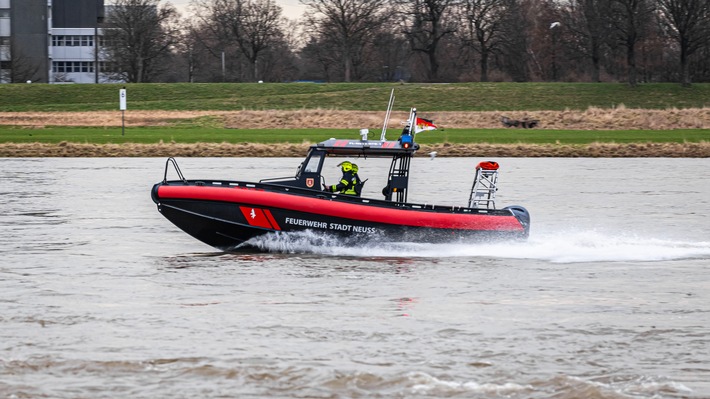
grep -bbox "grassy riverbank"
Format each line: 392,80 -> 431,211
1,82 -> 708,156
2,82 -> 710,112
2,126 -> 707,145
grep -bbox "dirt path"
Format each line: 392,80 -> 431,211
1,109 -> 708,157
2,107 -> 710,130
1,141 -> 708,157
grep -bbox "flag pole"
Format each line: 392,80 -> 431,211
407,107 -> 416,135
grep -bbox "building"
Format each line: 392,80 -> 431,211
1,0 -> 105,84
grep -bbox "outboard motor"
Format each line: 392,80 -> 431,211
468,161 -> 500,209
503,205 -> 531,238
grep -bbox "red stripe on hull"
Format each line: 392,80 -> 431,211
263,209 -> 281,230
158,185 -> 523,232
239,206 -> 273,229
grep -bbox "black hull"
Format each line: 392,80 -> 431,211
153,181 -> 530,252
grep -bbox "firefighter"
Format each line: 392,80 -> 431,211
351,163 -> 365,196
324,161 -> 359,195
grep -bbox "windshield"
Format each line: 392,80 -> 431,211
303,153 -> 322,173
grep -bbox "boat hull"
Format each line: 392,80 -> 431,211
152,181 -> 529,251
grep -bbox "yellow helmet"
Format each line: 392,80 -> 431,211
338,161 -> 352,172
351,163 -> 359,173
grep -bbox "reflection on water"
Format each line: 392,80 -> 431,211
0,158 -> 709,399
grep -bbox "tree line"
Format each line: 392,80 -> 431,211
102,0 -> 710,86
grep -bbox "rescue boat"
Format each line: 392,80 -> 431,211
151,99 -> 530,252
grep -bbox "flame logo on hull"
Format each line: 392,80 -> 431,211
239,206 -> 281,231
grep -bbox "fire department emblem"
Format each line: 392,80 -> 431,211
306,178 -> 314,188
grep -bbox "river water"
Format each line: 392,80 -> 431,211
1,157 -> 709,398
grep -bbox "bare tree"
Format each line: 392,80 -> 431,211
193,0 -> 284,81
559,0 -> 612,82
180,8 -> 236,82
8,47 -> 43,83
370,29 -> 410,81
657,0 -> 710,86
458,0 -> 509,82
299,35 -> 340,81
102,0 -> 181,82
301,0 -> 390,82
178,22 -> 201,82
395,0 -> 458,82
607,0 -> 654,86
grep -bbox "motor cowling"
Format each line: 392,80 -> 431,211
504,205 -> 530,238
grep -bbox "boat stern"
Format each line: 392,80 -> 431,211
503,205 -> 531,239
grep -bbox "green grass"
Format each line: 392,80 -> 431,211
2,82 -> 708,146
2,82 -> 710,112
3,126 -> 707,145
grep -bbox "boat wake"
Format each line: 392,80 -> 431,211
239,230 -> 710,263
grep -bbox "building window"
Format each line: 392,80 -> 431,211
0,61 -> 11,69
51,35 -> 94,47
0,9 -> 10,18
53,61 -> 95,73
0,37 -> 9,46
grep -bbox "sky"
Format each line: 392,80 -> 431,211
168,0 -> 306,19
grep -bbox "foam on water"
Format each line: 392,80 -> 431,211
407,371 -> 533,395
242,229 -> 710,263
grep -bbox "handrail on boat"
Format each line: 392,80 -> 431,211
259,175 -> 297,183
163,157 -> 187,183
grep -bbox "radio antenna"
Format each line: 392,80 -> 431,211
380,89 -> 395,141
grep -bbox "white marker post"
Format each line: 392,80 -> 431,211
119,87 -> 127,136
